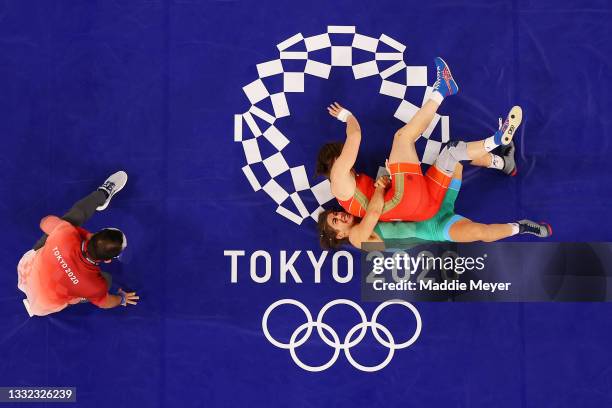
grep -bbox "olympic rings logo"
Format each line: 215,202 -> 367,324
262,299 -> 422,372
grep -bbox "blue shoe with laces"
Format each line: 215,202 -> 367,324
433,57 -> 459,98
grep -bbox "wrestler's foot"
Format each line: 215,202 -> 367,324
499,141 -> 517,176
433,57 -> 459,99
493,106 -> 522,146
518,220 -> 552,238
97,171 -> 128,211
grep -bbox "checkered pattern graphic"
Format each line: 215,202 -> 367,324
234,26 -> 451,224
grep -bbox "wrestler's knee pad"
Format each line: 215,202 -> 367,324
435,141 -> 469,173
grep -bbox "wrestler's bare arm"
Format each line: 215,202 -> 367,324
328,102 -> 361,199
349,177 -> 388,248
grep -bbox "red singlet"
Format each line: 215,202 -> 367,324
337,163 -> 453,222
337,173 -> 375,218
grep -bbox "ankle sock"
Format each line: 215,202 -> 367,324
508,223 -> 520,235
484,134 -> 500,152
429,91 -> 444,105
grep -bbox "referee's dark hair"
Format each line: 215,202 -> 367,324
88,229 -> 124,261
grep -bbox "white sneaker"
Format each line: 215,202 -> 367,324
96,171 -> 128,211
23,299 -> 34,317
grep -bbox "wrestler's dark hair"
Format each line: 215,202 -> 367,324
316,209 -> 350,250
315,142 -> 344,178
88,229 -> 124,261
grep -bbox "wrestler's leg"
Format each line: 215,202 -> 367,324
449,218 -> 552,242
435,139 -> 508,175
452,163 -> 462,180
388,58 -> 458,164
440,136 -> 511,169
388,99 -> 440,164
468,105 -> 523,158
470,153 -> 494,167
435,106 -> 523,174
441,165 -> 546,242
470,142 -> 517,176
449,219 -> 515,242
467,116 -> 508,165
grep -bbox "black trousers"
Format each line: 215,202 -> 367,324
33,190 -> 106,250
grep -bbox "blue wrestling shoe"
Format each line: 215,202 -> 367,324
433,57 -> 459,98
493,106 -> 523,145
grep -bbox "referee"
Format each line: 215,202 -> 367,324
17,171 -> 139,316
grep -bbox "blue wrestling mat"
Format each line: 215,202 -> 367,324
1,1 -> 612,406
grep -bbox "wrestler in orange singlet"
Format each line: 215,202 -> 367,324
315,57 -> 521,223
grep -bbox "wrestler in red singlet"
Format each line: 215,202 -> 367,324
330,58 -> 521,226
337,173 -> 375,218
337,164 -> 452,222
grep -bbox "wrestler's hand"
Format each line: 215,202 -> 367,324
327,102 -> 353,123
374,175 -> 391,190
118,288 -> 139,306
327,102 -> 344,118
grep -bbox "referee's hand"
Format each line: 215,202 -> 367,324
118,288 -> 139,306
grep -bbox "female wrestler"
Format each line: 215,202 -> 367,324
315,57 -> 521,223
317,164 -> 552,249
